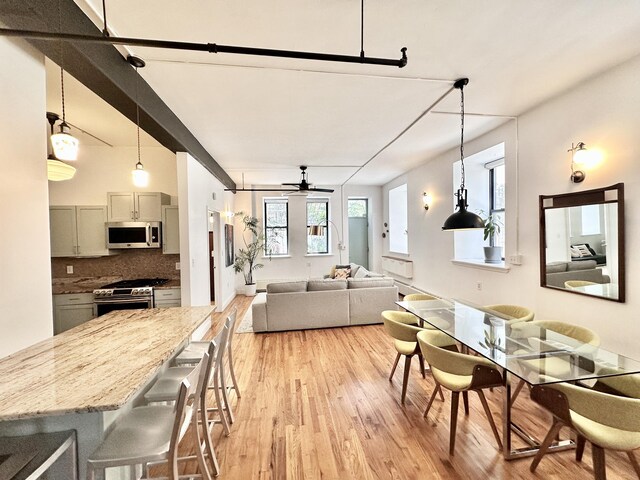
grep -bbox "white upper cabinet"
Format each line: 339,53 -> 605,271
50,206 -> 109,257
162,205 -> 180,254
107,192 -> 170,222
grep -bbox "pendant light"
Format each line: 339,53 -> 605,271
46,111 -> 76,181
442,78 -> 485,231
129,55 -> 149,188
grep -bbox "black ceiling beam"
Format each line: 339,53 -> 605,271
0,0 -> 235,190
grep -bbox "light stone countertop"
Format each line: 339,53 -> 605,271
0,306 -> 215,421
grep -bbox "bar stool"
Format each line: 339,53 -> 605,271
87,353 -> 211,480
177,310 -> 239,423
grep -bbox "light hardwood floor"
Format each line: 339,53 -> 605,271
175,295 -> 636,480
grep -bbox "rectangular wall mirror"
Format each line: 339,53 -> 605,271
539,183 -> 625,302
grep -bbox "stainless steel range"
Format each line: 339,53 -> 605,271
93,278 -> 169,316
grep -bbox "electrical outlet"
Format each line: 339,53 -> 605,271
66,265 -> 73,274
476,281 -> 482,291
508,254 -> 523,265
175,262 -> 181,270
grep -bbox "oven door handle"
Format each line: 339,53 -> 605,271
94,297 -> 152,305
146,223 -> 152,246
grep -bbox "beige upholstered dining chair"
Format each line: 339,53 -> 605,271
509,320 -> 600,407
403,293 -> 439,301
565,280 -> 598,289
483,304 -> 534,324
382,310 -> 441,404
530,376 -> 640,479
417,329 -> 503,455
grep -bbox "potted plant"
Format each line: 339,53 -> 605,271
233,213 -> 269,296
481,211 -> 503,264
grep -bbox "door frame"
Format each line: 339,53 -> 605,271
208,209 -> 223,312
347,197 -> 370,268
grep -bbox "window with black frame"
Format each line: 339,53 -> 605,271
489,163 -> 505,250
264,198 -> 288,255
307,199 -> 329,254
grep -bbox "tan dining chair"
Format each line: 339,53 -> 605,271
483,304 -> 534,324
530,378 -> 640,479
382,310 -> 442,404
509,320 -> 600,407
417,329 -> 503,455
403,293 -> 439,301
565,280 -> 598,289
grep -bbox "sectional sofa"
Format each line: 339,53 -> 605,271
251,277 -> 398,332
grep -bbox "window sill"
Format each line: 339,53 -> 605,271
305,253 -> 335,257
451,259 -> 511,273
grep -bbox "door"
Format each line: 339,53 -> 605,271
50,206 -> 77,257
76,206 -> 108,256
209,230 -> 215,302
107,192 -> 135,221
348,199 -> 369,269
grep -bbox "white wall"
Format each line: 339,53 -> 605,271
49,145 -> 178,204
177,153 -> 235,312
0,39 -> 54,358
382,54 -> 640,358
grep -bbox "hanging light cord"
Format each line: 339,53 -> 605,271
459,84 -> 465,192
135,66 -> 141,165
58,0 -> 66,124
360,0 -> 365,58
102,0 -> 109,37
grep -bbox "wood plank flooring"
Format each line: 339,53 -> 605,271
178,295 -> 636,479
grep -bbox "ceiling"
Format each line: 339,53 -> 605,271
65,0 -> 640,186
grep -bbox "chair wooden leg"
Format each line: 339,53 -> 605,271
576,434 -> 586,462
462,391 -> 469,415
449,392 -> 460,455
418,354 -> 426,379
219,359 -> 234,424
401,355 -> 412,404
627,451 -> 640,478
228,345 -> 241,398
437,383 -> 445,402
213,366 -> 231,436
191,403 -> 212,480
510,379 -> 525,407
592,445 -> 607,480
476,390 -> 502,450
389,353 -> 401,381
423,384 -> 441,419
200,397 -> 220,476
530,420 -> 564,472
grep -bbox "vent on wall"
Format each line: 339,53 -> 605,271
381,256 -> 413,279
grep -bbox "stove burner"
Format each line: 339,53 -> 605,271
100,278 -> 169,289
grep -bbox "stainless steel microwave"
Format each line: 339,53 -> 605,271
106,222 -> 161,249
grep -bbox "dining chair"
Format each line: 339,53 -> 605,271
403,293 -> 439,301
417,329 -> 504,455
87,353 -> 212,480
565,280 -> 598,289
509,320 -> 600,407
483,304 -> 534,324
530,379 -> 640,479
382,310 -> 442,404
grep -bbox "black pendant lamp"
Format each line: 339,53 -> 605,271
442,78 -> 485,231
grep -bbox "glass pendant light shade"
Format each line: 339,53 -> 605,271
47,157 -> 76,181
51,122 -> 79,161
132,161 -> 149,187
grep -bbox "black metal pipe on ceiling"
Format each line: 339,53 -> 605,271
0,28 -> 408,68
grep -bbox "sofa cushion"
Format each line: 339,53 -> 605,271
330,264 -> 352,278
349,263 -> 361,277
347,277 -> 395,289
546,262 -> 568,273
266,280 -> 308,293
307,279 -> 347,291
353,266 -> 368,278
568,260 -> 597,271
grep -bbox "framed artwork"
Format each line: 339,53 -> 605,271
225,223 -> 234,267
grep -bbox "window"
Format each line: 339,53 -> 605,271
264,198 -> 288,255
307,199 -> 329,254
489,162 -> 505,249
388,184 -> 408,254
348,199 -> 367,218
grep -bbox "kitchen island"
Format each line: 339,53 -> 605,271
0,306 -> 217,479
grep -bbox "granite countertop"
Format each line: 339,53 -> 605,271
52,276 -> 181,294
0,306 -> 215,421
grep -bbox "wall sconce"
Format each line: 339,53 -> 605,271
567,142 -> 590,183
422,192 -> 432,211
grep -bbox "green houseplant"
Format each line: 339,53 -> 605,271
233,213 -> 268,296
481,212 -> 503,264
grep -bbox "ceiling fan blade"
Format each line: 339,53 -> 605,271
281,183 -> 302,187
224,188 -> 299,192
309,187 -> 335,193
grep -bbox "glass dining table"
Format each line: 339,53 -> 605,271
396,297 -> 640,460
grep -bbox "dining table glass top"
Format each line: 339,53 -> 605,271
396,298 -> 640,386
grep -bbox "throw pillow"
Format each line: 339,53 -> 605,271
331,264 -> 351,278
353,266 -> 369,278
570,246 -> 582,258
573,244 -> 592,257
334,267 -> 351,279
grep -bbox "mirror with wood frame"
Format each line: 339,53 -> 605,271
539,183 -> 625,302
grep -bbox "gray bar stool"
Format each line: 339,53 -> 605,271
87,352 -> 212,480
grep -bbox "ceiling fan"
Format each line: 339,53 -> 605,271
226,166 -> 335,194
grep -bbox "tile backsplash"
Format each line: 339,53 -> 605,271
51,249 -> 180,280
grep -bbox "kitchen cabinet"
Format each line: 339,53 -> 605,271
50,206 -> 109,257
154,287 -> 181,308
162,205 -> 180,254
107,192 -> 170,222
53,293 -> 95,334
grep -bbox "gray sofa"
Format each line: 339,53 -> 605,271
252,278 -> 398,332
545,260 -> 610,288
